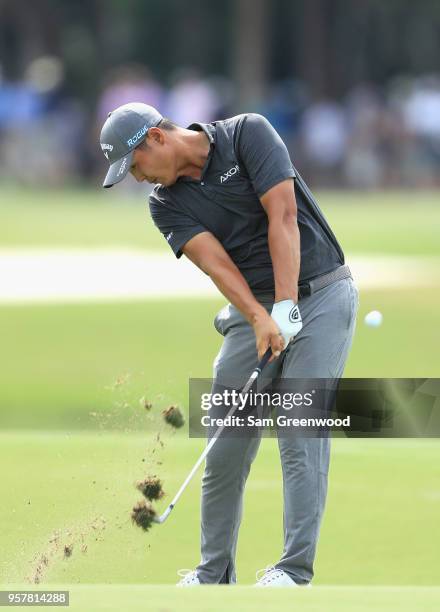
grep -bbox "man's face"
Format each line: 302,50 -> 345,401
129,128 -> 177,187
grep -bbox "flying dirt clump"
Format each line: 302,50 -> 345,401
131,500 -> 157,532
32,554 -> 49,584
136,476 -> 165,501
139,396 -> 153,411
63,544 -> 73,559
162,405 -> 185,429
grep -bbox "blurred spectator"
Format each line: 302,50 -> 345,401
204,75 -> 235,120
97,64 -> 165,124
299,100 -> 348,187
400,76 -> 440,187
260,78 -> 307,149
0,81 -> 42,128
1,58 -> 440,189
403,76 -> 440,140
165,68 -> 218,126
343,85 -> 385,189
0,56 -> 86,186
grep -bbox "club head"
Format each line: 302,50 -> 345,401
153,504 -> 173,524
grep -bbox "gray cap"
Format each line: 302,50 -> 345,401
100,102 -> 163,188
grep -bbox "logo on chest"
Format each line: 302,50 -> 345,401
220,164 -> 240,183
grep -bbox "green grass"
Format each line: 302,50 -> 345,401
1,188 -> 439,610
1,187 -> 440,255
0,187 -> 162,250
347,287 -> 440,377
2,585 -> 440,612
320,191 -> 440,256
0,433 -> 439,591
0,289 -> 439,429
0,298 -> 223,429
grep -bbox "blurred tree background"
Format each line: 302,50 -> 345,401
1,0 -> 440,187
2,0 -> 440,101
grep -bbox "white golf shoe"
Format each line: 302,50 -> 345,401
255,565 -> 311,587
176,569 -> 200,587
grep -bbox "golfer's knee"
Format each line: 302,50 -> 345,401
204,443 -> 254,480
205,446 -> 239,475
279,438 -> 330,475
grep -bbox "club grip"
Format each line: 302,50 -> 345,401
257,347 -> 272,372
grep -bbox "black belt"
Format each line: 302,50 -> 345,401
298,264 -> 352,300
256,265 -> 353,303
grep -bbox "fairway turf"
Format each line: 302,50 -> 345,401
0,433 -> 439,588
2,585 -> 440,612
2,187 -> 440,255
0,288 -> 439,429
1,188 -> 439,610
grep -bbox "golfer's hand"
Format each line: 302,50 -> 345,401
271,299 -> 302,349
252,310 -> 285,361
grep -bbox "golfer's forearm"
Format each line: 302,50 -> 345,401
268,216 -> 300,303
208,259 -> 267,325
182,231 -> 267,324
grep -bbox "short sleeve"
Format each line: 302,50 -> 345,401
237,113 -> 296,197
149,193 -> 207,258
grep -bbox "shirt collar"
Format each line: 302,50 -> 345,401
178,122 -> 216,182
187,121 -> 216,146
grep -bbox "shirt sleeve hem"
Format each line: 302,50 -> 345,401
172,227 -> 207,259
256,170 -> 296,198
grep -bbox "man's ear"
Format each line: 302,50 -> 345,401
147,127 -> 164,145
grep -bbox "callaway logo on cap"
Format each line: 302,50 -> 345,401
100,102 -> 163,188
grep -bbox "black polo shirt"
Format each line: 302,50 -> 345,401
149,113 -> 344,295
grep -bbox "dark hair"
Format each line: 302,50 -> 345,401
158,117 -> 176,130
136,117 -> 176,150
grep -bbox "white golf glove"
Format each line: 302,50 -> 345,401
271,299 -> 303,349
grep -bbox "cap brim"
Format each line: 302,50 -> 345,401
102,150 -> 134,188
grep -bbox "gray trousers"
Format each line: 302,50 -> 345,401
196,277 -> 359,584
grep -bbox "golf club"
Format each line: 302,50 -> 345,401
153,347 -> 273,524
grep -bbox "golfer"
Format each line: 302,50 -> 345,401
100,102 -> 358,586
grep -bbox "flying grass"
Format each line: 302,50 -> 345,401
162,406 -> 185,429
131,500 -> 157,532
63,544 -> 73,559
136,477 -> 165,501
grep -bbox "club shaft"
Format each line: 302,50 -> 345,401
155,348 -> 272,523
